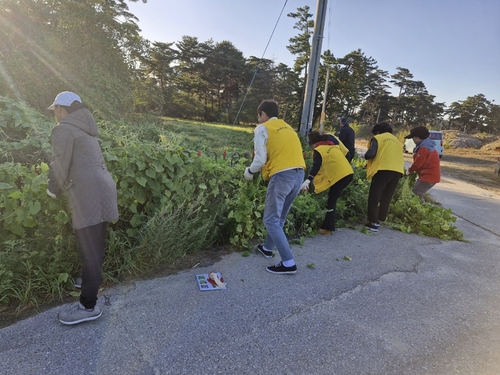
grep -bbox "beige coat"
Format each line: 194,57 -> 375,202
48,108 -> 118,230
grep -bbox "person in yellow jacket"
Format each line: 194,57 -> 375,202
243,100 -> 306,274
363,122 -> 404,232
301,131 -> 354,235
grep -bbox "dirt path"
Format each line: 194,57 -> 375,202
406,149 -> 500,196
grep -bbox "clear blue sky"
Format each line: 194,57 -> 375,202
128,0 -> 500,108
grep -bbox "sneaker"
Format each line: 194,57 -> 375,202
365,222 -> 379,232
257,244 -> 273,258
317,228 -> 332,235
58,303 -> 102,325
373,222 -> 380,228
266,261 -> 297,274
73,275 -> 82,289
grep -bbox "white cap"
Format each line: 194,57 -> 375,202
47,91 -> 82,110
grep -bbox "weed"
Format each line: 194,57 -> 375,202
134,195 -> 221,274
0,104 -> 465,315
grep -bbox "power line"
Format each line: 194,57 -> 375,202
231,0 -> 289,126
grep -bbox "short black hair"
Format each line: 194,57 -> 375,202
372,122 -> 393,135
406,126 -> 430,139
257,100 -> 279,118
308,131 -> 328,146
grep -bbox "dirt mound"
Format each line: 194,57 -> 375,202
442,130 -> 500,150
481,139 -> 500,152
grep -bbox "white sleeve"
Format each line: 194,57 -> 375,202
249,125 -> 268,173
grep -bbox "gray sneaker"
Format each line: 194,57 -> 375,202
58,303 -> 102,325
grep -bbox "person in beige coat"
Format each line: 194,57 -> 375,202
47,91 -> 118,325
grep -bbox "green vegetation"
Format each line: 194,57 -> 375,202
390,174 -> 463,240
0,97 -> 465,315
0,1 -> 473,316
1,2 -> 498,133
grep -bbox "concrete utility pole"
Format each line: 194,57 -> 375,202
319,65 -> 330,134
299,0 -> 328,137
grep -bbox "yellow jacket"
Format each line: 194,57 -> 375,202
313,145 -> 354,194
329,134 -> 349,157
261,119 -> 305,180
366,133 -> 404,180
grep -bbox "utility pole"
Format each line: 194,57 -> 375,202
319,65 -> 330,133
299,0 -> 328,137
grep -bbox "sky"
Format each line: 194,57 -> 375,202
127,0 -> 500,108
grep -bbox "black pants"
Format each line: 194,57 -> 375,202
74,222 -> 108,309
367,170 -> 402,224
321,174 -> 353,231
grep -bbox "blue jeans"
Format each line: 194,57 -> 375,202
263,168 -> 304,262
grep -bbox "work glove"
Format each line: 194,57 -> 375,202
46,188 -> 57,199
243,167 -> 254,181
301,179 -> 310,192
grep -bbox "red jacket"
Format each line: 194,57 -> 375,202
408,139 -> 441,183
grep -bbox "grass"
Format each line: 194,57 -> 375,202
161,117 -> 255,154
1,115 -> 258,327
2,116 -> 485,328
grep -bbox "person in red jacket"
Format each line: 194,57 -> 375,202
405,126 -> 441,202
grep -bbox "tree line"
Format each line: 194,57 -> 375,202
1,1 -> 499,134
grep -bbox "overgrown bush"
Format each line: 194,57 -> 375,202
134,196 -> 222,272
0,96 -> 53,165
388,174 -> 464,240
0,99 -> 464,313
0,235 -> 77,308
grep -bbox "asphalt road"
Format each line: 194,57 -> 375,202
1,174 -> 500,375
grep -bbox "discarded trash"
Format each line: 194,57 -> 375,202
209,272 -> 226,288
196,272 -> 226,291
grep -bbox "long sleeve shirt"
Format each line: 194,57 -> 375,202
339,125 -> 355,161
248,122 -> 270,174
364,137 -> 378,160
307,150 -> 323,180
